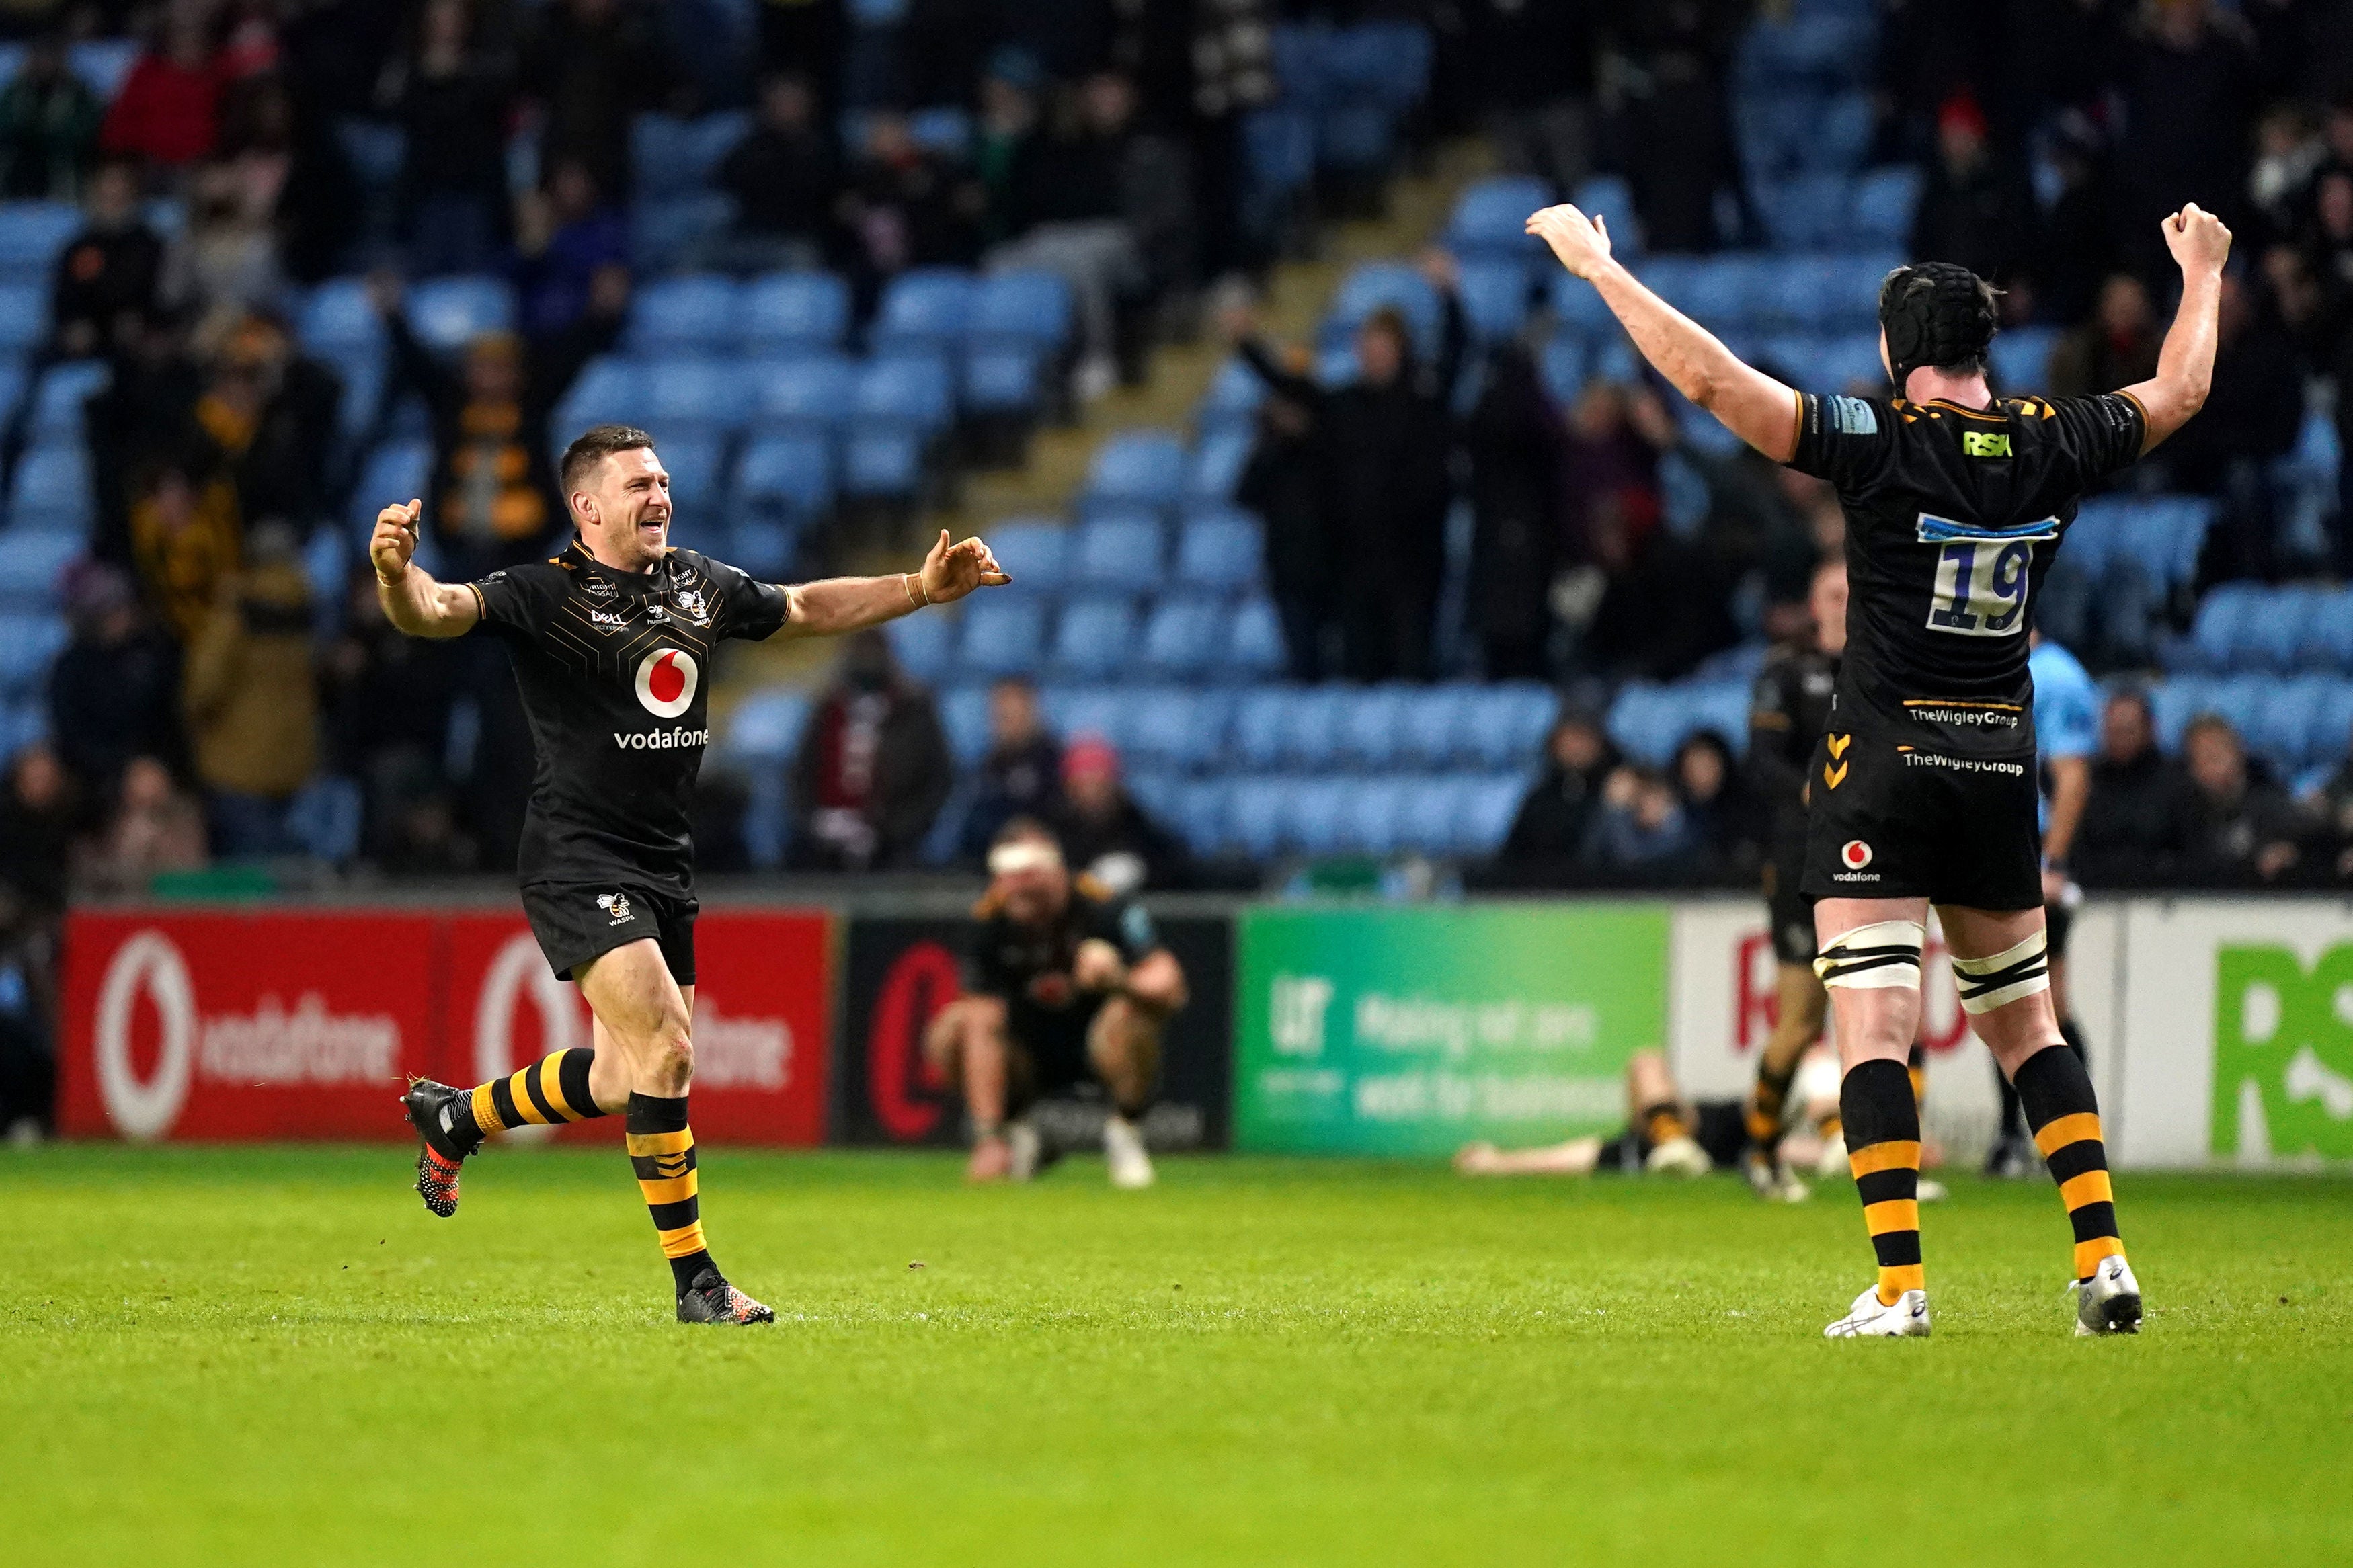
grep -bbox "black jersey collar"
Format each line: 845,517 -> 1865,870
565,538 -> 670,597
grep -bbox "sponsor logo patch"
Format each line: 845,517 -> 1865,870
587,608 -> 628,629
634,647 -> 699,718
1842,839 -> 1873,870
1827,395 -> 1878,436
596,891 -> 634,926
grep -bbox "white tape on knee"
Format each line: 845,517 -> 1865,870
1951,930 -> 2050,1014
1812,920 -> 1925,991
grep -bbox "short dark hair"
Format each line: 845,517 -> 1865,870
560,424 -> 654,494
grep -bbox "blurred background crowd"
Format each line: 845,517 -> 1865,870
1,0 -> 2352,983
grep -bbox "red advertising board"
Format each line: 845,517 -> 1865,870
59,907 -> 834,1145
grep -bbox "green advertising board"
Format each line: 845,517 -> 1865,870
2212,944 -> 2353,1162
1234,903 -> 1669,1155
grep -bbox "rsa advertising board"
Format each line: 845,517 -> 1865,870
58,907 -> 834,1145
1234,903 -> 1667,1155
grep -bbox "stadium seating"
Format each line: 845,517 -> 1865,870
1079,431 -> 1188,520
743,272 -> 851,352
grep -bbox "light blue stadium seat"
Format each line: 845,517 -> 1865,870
0,528 -> 79,608
1572,175 -> 1641,257
1453,259 -> 1531,343
2300,591 -> 2353,672
961,344 -> 1044,414
872,267 -> 974,355
721,520 -> 797,581
957,596 -> 1046,679
1226,776 -> 1291,859
1686,679 -> 1755,759
12,444 -> 89,530
1396,686 -> 1462,768
1232,688 -> 1297,771
1138,593 -> 1226,678
1396,774 -> 1460,854
1334,684 -> 1410,770
1275,686 -> 1346,770
1327,20 -> 1433,111
1466,684 -> 1556,769
908,105 -> 973,158
1851,167 -> 1923,247
734,433 -> 833,525
1678,255 -> 1767,331
744,272 -> 850,352
1048,595 -> 1140,682
2311,679 -> 2353,766
1128,686 -> 1230,770
2251,674 -> 2334,768
0,612 -> 67,694
1170,778 -> 1229,851
1539,334 -> 1587,406
2177,582 -> 2265,672
840,427 -> 924,498
970,269 -> 1072,351
1175,508 -> 1261,591
631,112 -> 750,195
1756,173 -> 1850,251
725,688 -> 812,764
1339,775 -> 1409,854
1607,682 -> 1672,767
1806,93 -> 1877,175
1989,325 -> 2059,395
407,274 -> 513,350
655,432 -> 726,515
286,775 -> 364,864
334,117 -> 405,190
1183,429 -> 1252,507
1458,772 -> 1529,855
26,359 -> 106,442
349,438 -> 432,532
301,278 -> 382,356
553,354 -> 641,433
1070,514 -> 1164,592
1226,595 -> 1289,680
1242,106 -> 1317,202
0,202 -> 81,280
647,358 -> 747,431
1082,430 -> 1188,517
1285,776 -> 1355,855
2241,585 -> 2326,672
0,279 -> 44,353
628,275 -> 742,356
1446,176 -> 1552,260
1043,684 -> 1131,751
1123,768 -> 1182,827
936,686 -> 993,764
2147,677 -> 2210,754
853,354 -> 955,431
750,352 -> 857,431
1548,270 -> 1620,341
68,39 -> 138,99
1321,261 -> 1443,358
2203,676 -> 2268,755
1197,356 -> 1266,436
984,518 -> 1068,595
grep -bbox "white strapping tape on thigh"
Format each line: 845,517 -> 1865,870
1812,919 -> 1925,991
1950,929 -> 2050,1014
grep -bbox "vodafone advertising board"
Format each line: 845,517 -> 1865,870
60,907 -> 833,1145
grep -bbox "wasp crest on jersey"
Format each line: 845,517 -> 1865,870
635,647 -> 699,718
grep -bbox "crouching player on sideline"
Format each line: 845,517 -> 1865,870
925,820 -> 1188,1187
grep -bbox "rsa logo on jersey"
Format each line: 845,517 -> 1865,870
61,907 -> 834,1145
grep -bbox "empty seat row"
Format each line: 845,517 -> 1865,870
2171,584 -> 2353,675
2067,495 -> 2215,595
893,591 -> 1287,686
930,681 -> 1558,775
1131,769 -> 1527,860
0,611 -> 68,694
1551,249 -> 1903,339
0,527 -> 81,610
2149,675 -> 2353,773
1607,680 -> 1756,768
981,511 -> 1265,596
555,352 -> 966,440
1077,429 -> 1250,516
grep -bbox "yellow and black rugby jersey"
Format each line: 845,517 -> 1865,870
1786,388 -> 2145,758
968,884 -> 1162,1012
1750,641 -> 1839,839
469,540 -> 789,894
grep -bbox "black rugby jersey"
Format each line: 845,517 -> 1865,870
1787,388 -> 2145,757
1749,643 -> 1840,851
469,540 -> 788,893
968,880 -> 1162,1014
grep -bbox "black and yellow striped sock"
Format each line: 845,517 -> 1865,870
1745,1056 -> 1798,1152
1841,1059 -> 1923,1306
1639,1101 -> 1691,1150
448,1048 -> 607,1151
626,1093 -> 715,1295
2013,1044 -> 2125,1281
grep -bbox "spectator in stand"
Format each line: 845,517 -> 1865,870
191,313 -> 342,538
378,0 -> 518,276
1670,729 -> 1758,884
2075,690 -> 2200,889
166,147 -> 290,335
972,47 -> 1051,251
513,156 -> 629,342
1611,1 -> 1741,253
100,0 -> 225,173
79,753 -> 208,895
2111,0 -> 2260,272
788,629 -> 951,871
182,522 -> 319,856
2182,711 -> 2307,886
0,33 -> 102,201
2249,104 -> 2325,243
1221,284 -> 1334,679
1465,0 -> 1597,198
835,110 -> 982,323
2030,114 -> 2114,329
2303,166 -> 2353,295
1579,393 -> 1739,682
127,456 -> 243,644
0,743 -> 74,932
1579,764 -> 1700,884
713,69 -> 837,272
959,675 -> 1062,864
373,265 -> 623,577
47,563 -> 188,808
1909,91 -> 2037,288
1049,733 -> 1188,896
2301,719 -> 2353,885
2048,273 -> 2163,399
2165,272 -> 2302,579
1494,708 -> 1619,888
520,0 -> 676,202
1462,333 -> 1562,680
0,741 -> 73,1137
47,157 -> 165,361
321,571 -> 468,872
1182,0 -> 1278,278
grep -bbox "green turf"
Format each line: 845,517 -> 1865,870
3,1145 -> 2347,1566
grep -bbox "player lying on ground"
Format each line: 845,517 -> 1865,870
924,818 -> 1187,1188
370,423 -> 1007,1325
1532,196 -> 2229,1337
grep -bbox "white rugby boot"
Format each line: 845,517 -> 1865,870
1103,1113 -> 1156,1189
1006,1118 -> 1043,1182
2072,1253 -> 2143,1337
1814,1130 -> 1849,1179
1743,1149 -> 1811,1202
1823,1284 -> 1931,1338
1644,1134 -> 1712,1177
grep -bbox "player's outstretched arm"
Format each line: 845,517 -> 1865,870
371,499 -> 481,638
2122,203 -> 2231,454
778,528 -> 1010,639
1528,204 -> 1800,462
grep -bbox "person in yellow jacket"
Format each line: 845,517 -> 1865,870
182,522 -> 318,856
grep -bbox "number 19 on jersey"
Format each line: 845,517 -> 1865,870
1918,515 -> 2059,639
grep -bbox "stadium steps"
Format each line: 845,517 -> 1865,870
705,136 -> 1500,724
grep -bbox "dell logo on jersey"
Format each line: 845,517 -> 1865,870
587,608 -> 629,629
634,647 -> 699,718
611,726 -> 711,751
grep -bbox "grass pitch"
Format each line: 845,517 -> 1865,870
3,1146 -> 2347,1567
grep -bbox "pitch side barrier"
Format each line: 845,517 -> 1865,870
51,886 -> 2353,1169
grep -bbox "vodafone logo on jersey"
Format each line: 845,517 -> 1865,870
635,647 -> 699,718
1842,840 -> 1874,870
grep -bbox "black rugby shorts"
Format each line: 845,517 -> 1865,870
520,880 -> 698,985
1800,730 -> 2042,911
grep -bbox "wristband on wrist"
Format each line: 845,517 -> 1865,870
903,571 -> 929,607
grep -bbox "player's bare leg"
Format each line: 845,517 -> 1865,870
1744,964 -> 1826,1200
573,940 -> 771,1325
926,996 -> 1027,1181
1940,904 -> 2139,1335
1453,1136 -> 1607,1175
1088,995 -> 1166,1188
